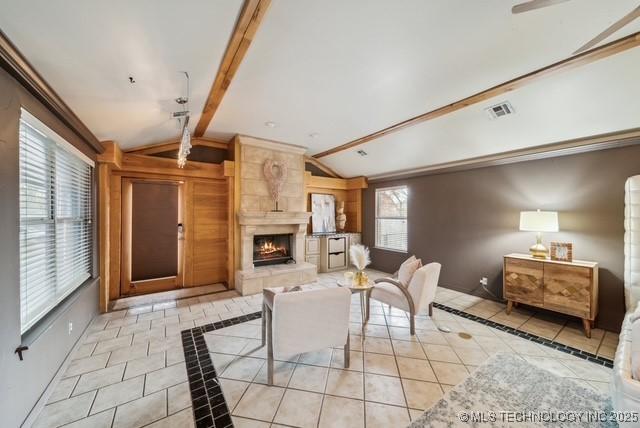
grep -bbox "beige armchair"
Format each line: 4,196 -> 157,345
262,286 -> 352,384
366,262 -> 441,335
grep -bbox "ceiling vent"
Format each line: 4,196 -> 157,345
485,101 -> 515,119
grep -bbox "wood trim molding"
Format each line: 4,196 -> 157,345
368,127 -> 640,182
238,134 -> 307,154
304,155 -> 342,178
306,174 -> 368,190
193,0 -> 271,137
0,29 -> 103,153
119,153 -> 226,180
314,31 -> 640,159
98,163 -> 110,312
124,137 -> 229,155
97,140 -> 123,169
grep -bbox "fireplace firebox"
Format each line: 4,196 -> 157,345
253,234 -> 294,266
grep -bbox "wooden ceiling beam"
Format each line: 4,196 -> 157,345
314,31 -> 640,159
193,0 -> 271,137
97,140 -> 123,169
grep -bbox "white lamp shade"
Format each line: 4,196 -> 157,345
519,210 -> 559,232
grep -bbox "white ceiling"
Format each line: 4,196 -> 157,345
0,0 -> 243,150
0,0 -> 638,175
325,47 -> 640,177
206,0 -> 640,176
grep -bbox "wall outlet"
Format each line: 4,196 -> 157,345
479,277 -> 488,286
68,321 -> 73,335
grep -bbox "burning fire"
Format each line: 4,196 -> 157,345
259,241 -> 287,256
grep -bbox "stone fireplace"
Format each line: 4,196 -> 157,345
234,137 -> 318,295
236,211 -> 317,295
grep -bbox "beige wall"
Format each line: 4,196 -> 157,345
238,136 -> 306,213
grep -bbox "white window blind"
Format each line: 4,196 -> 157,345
19,109 -> 94,334
375,186 -> 408,252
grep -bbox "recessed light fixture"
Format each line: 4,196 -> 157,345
264,121 -> 276,128
309,132 -> 319,138
357,150 -> 368,157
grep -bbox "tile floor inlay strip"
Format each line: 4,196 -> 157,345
182,311 -> 262,428
432,302 -> 614,368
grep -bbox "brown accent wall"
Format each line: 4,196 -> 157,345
363,143 -> 640,332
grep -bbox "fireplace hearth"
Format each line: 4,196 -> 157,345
253,234 -> 293,266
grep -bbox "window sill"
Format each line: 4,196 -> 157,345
20,276 -> 99,348
374,246 -> 408,254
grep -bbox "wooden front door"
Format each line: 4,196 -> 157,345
121,178 -> 184,296
183,179 -> 228,287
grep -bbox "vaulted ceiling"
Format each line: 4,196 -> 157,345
0,0 -> 244,149
1,0 -> 639,178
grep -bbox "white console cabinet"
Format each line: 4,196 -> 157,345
305,233 -> 361,273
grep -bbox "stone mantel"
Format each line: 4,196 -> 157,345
236,210 -> 317,294
238,211 -> 311,226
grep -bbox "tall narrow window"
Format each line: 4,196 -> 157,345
375,186 -> 408,252
19,109 -> 94,334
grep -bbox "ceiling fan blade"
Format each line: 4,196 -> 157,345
573,6 -> 640,54
512,0 -> 570,14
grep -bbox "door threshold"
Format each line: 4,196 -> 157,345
110,283 -> 229,311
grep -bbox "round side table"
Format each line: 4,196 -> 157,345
337,279 -> 374,334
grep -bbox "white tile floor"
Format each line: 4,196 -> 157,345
32,270 -> 613,428
434,286 -> 619,359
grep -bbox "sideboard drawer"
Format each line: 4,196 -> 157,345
504,258 -> 544,307
543,264 -> 592,318
329,252 -> 346,269
328,237 -> 346,253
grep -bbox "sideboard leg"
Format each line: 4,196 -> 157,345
506,300 -> 513,315
581,318 -> 592,338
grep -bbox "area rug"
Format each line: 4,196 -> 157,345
409,353 -> 617,428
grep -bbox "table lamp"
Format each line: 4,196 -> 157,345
519,209 -> 558,258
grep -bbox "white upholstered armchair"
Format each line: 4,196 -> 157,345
612,175 -> 640,420
366,262 -> 441,335
262,286 -> 352,384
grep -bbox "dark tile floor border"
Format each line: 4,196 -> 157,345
182,304 -> 613,427
432,302 -> 614,368
181,311 -> 262,428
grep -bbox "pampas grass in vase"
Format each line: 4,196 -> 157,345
349,244 -> 371,287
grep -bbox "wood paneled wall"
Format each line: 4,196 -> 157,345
98,142 -> 234,311
183,179 -> 229,287
304,172 -> 367,233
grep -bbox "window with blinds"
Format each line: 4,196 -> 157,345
375,185 -> 408,252
19,109 -> 94,334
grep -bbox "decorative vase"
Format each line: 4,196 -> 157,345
354,270 -> 368,287
336,201 -> 347,232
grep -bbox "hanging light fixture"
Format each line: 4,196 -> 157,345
177,115 -> 191,168
174,72 -> 191,168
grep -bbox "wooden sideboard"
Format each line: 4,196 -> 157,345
503,253 -> 598,337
